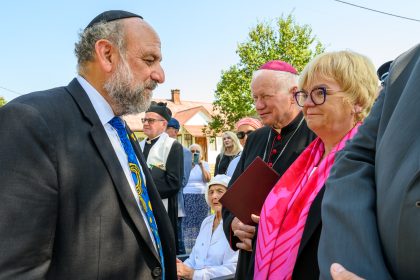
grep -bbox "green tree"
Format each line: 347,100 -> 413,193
0,96 -> 6,107
207,14 -> 324,135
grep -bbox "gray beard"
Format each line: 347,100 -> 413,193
104,60 -> 157,115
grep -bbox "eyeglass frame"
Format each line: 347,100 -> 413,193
141,118 -> 165,124
294,86 -> 337,107
236,130 -> 253,139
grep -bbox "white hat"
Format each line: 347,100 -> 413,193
205,174 -> 231,205
209,174 -> 231,188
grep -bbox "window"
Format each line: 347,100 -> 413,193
184,134 -> 192,148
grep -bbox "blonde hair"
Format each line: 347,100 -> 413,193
299,50 -> 378,122
221,131 -> 242,156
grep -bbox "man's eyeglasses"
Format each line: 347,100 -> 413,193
141,118 -> 165,124
190,150 -> 200,153
236,130 -> 253,139
294,86 -> 330,107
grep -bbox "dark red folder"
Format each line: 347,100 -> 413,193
220,156 -> 280,225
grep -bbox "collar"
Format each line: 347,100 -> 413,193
77,75 -> 115,124
272,111 -> 304,136
146,133 -> 163,144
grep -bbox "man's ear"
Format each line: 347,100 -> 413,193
289,86 -> 298,103
94,39 -> 117,73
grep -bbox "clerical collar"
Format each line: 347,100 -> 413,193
264,113 -> 305,168
271,111 -> 304,136
146,134 -> 161,145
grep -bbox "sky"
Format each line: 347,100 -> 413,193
1,0 -> 419,103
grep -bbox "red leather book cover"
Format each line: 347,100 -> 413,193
220,157 -> 280,225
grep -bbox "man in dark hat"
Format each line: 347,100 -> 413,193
166,117 -> 192,255
222,60 -> 316,280
377,60 -> 393,85
0,10 -> 177,279
140,103 -> 184,255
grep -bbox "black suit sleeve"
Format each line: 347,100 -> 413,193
151,141 -> 183,199
222,143 -> 249,251
0,102 -> 58,279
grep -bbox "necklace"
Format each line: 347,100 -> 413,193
262,116 -> 305,168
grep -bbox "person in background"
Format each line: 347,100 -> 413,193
226,117 -> 263,176
254,50 -> 378,279
318,44 -> 420,280
140,102 -> 184,254
177,175 -> 239,280
182,143 -> 211,253
0,10 -> 176,279
222,60 -> 316,280
214,131 -> 242,176
166,117 -> 192,255
377,60 -> 392,86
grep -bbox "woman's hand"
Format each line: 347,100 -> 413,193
176,259 -> 194,280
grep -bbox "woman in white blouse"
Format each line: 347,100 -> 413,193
177,174 -> 239,280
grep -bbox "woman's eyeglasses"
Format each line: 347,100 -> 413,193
190,150 -> 200,153
141,118 -> 165,124
236,130 -> 253,139
294,86 -> 334,107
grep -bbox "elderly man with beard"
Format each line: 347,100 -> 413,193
222,60 -> 316,280
0,10 -> 177,279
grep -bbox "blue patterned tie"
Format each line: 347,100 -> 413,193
109,117 -> 165,278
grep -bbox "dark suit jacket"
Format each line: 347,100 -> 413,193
0,79 -> 177,279
319,43 -> 420,280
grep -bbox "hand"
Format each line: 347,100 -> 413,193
177,260 -> 194,280
330,263 -> 365,280
232,217 -> 256,251
251,214 -> 260,224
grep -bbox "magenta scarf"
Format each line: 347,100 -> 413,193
254,123 -> 361,280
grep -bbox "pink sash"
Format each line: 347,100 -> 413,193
254,124 -> 360,279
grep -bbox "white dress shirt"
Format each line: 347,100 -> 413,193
77,76 -> 157,250
184,214 -> 238,280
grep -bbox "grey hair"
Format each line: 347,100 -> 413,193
189,143 -> 203,154
252,69 -> 299,92
74,20 -> 126,74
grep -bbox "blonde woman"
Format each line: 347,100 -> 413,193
214,131 -> 242,176
255,50 -> 378,280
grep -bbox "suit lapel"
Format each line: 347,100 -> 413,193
297,187 -> 325,257
65,79 -> 160,262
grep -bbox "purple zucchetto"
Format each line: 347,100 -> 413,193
259,60 -> 298,75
